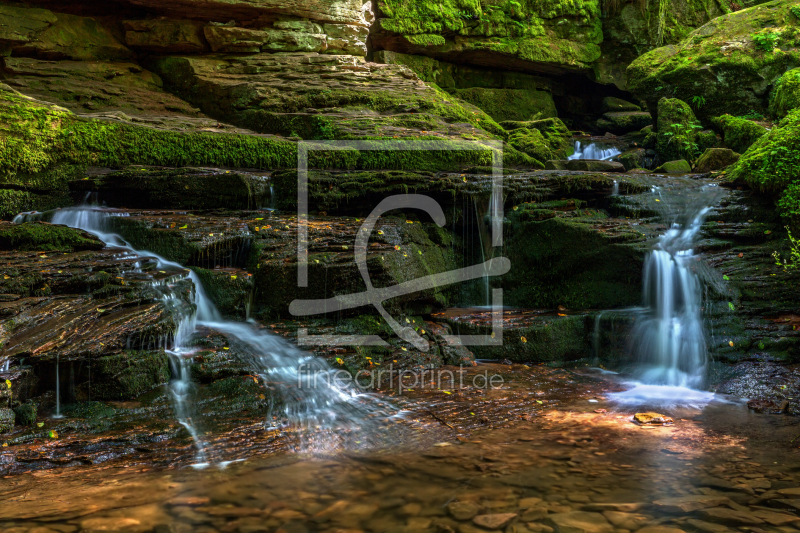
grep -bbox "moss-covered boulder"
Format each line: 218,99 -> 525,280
712,115 -> 767,153
619,148 -> 648,170
90,351 -> 171,401
654,160 -> 692,173
727,109 -> 800,217
501,118 -> 573,158
627,0 -> 800,121
693,148 -> 740,173
0,222 -> 104,252
770,68 -> 800,119
656,98 -> 703,162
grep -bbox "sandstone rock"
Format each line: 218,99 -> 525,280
692,148 -> 740,173
751,509 -> 800,526
698,507 -> 764,525
582,503 -> 643,513
0,5 -> 56,46
472,513 -> 517,529
602,97 -> 641,113
602,511 -> 648,530
123,19 -> 208,53
204,25 -> 327,53
778,488 -> 800,497
654,160 -> 692,174
546,511 -> 613,533
652,495 -> 731,513
447,502 -> 480,521
121,0 -> 374,26
637,527 -> 686,533
596,111 -> 652,135
565,160 -> 626,173
323,23 -> 368,55
685,519 -> 730,533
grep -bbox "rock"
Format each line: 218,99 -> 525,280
685,519 -> 730,533
449,88 -> 557,122
778,488 -> 800,497
203,25 -> 327,53
751,509 -> 800,526
123,19 -> 208,53
770,68 -> 800,119
654,160 -> 692,174
0,407 -> 14,432
0,222 -> 104,252
447,502 -> 481,521
637,528 -> 686,533
546,511 -> 613,533
698,507 -> 764,525
633,412 -> 674,425
602,97 -> 641,113
80,517 -> 142,530
518,497 -> 543,509
545,160 -> 569,171
596,112 -> 652,135
12,403 -> 36,426
582,504 -> 643,513
652,495 -> 731,513
472,513 -> 517,529
618,148 -> 649,171
692,148 -> 740,173
627,0 -> 800,120
655,98 -> 700,163
711,115 -> 767,154
323,23 -> 368,55
565,160 -> 626,173
602,511 -> 648,530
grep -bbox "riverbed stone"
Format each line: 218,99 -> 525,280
448,502 -> 481,521
698,507 -> 764,525
546,511 -> 613,533
473,513 -> 517,529
685,519 -> 730,533
654,160 -> 691,174
651,495 -> 731,513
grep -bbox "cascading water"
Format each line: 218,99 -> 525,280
612,183 -> 726,404
19,206 -> 394,462
53,356 -> 63,419
568,141 -> 622,161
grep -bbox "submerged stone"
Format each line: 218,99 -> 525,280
633,412 -> 674,425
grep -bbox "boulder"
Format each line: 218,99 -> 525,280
0,407 -> 14,433
770,68 -> 800,119
628,0 -> 800,121
602,97 -> 641,113
123,19 -> 208,53
656,98 -> 700,163
618,148 -> 648,170
693,148 -> 740,173
712,115 -> 767,154
596,111 -> 652,134
654,160 -> 692,174
566,160 -> 626,172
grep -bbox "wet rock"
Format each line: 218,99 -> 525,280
0,407 -> 14,432
618,149 -> 649,171
0,222 -> 103,252
685,519 -> 730,533
12,402 -> 36,426
447,502 -> 481,520
653,160 -> 692,174
545,160 -> 569,171
596,112 -> 652,135
747,399 -> 784,414
582,504 -> 643,513
750,509 -> 800,526
546,512 -> 612,533
698,507 -> 764,525
633,413 -> 674,425
602,511 -> 649,529
472,513 -> 517,529
651,495 -> 731,513
692,149 -> 740,174
565,160 -> 626,173
88,351 -> 170,401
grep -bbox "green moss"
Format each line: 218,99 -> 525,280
192,267 -> 253,318
12,403 -> 36,426
712,114 -> 767,153
654,159 -> 692,173
770,68 -> 800,119
90,350 -> 170,400
448,87 -> 557,122
405,34 -> 447,46
501,117 -> 573,158
656,98 -> 703,162
727,109 -> 800,207
0,221 -> 103,251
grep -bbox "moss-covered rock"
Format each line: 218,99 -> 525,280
90,351 -> 170,400
656,98 -> 703,162
0,222 -> 104,252
602,97 -> 641,113
770,68 -> 800,119
0,407 -> 14,433
596,111 -> 653,134
192,268 -> 254,318
12,403 -> 36,426
619,148 -> 648,170
727,109 -> 800,217
448,87 -> 557,122
693,148 -> 740,173
501,118 -> 573,158
712,114 -> 767,153
627,0 -> 800,121
654,159 -> 692,173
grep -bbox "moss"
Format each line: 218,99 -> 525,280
501,117 -> 573,158
90,350 -> 170,401
726,109 -> 800,214
192,267 -> 253,318
627,0 -> 800,121
770,68 -> 800,119
693,147 -> 740,172
712,114 -> 767,153
0,221 -> 103,251
654,159 -> 692,173
447,87 -> 557,122
656,97 -> 703,162
12,402 -> 36,426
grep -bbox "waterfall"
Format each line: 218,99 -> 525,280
53,356 -> 63,419
24,206 -> 392,462
568,141 -> 622,161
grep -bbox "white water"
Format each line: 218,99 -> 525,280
53,356 -> 63,419
18,206 -> 393,462
611,184 -> 725,406
568,141 -> 622,161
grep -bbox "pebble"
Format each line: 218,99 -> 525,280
473,513 -> 517,530
447,502 -> 481,521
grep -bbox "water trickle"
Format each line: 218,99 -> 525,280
25,206 -> 394,461
53,355 -> 63,419
568,141 -> 622,161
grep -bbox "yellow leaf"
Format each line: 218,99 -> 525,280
256,218 -> 264,221
48,430 -> 58,439
377,230 -> 384,235
5,380 -> 11,389
259,394 -> 266,400
336,357 -> 344,365
37,422 -> 44,428
179,225 -> 187,229
1,443 -> 6,447
223,347 -> 229,350
3,275 -> 8,279
442,391 -> 452,394
57,271 -> 62,274
521,336 -> 527,343
231,275 -> 237,280
209,233 -> 214,236
729,341 -> 734,347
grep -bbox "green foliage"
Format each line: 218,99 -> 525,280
753,30 -> 781,51
691,95 -> 706,110
773,226 -> 800,270
770,68 -> 800,119
791,6 -> 800,19
712,114 -> 768,153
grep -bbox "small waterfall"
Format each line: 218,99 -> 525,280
29,205 -> 393,461
53,356 -> 63,419
568,141 -> 622,161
